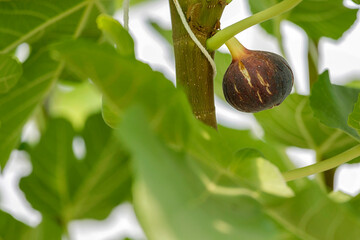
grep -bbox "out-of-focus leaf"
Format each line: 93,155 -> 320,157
310,71 -> 360,140
0,211 -> 62,240
53,36 -> 360,240
49,81 -> 102,130
0,55 -> 22,93
52,38 -> 294,237
149,21 -> 173,45
0,0 -> 116,168
0,0 -> 115,54
20,114 -> 131,228
248,0 -> 358,40
255,94 -> 358,160
0,51 -> 57,169
266,182 -> 360,240
52,40 -> 191,149
231,148 -> 294,197
117,106 -> 288,240
96,15 -> 135,127
0,210 -> 32,240
27,216 -> 63,240
218,126 -> 293,171
97,15 -> 135,57
348,95 -> 360,135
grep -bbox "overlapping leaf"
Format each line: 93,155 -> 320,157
255,94 -> 359,160
117,107 -> 290,240
0,55 -> 22,93
49,81 -> 102,129
0,210 -> 62,240
348,95 -> 360,135
52,32 -> 360,239
0,0 -> 115,54
218,126 -> 293,172
0,210 -> 33,240
20,114 -> 131,227
0,0 -> 115,168
247,0 -> 358,40
310,71 -> 360,140
0,51 -> 57,169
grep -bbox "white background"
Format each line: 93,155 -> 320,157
1,0 -> 360,239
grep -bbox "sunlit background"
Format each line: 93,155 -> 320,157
1,0 -> 360,239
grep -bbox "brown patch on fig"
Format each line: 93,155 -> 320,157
223,50 -> 293,113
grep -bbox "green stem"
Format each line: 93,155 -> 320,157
283,145 -> 360,182
225,37 -> 247,60
206,0 -> 302,51
307,38 -> 319,89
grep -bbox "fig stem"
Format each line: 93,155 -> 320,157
225,37 -> 246,60
282,145 -> 360,182
206,0 -> 302,51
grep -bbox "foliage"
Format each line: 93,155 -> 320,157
0,0 -> 360,239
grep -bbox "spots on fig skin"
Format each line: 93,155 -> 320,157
223,50 -> 293,113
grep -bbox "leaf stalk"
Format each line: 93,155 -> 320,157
206,0 -> 302,51
283,145 -> 360,182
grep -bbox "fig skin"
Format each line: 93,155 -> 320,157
223,49 -> 294,113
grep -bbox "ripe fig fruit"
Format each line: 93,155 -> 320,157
223,38 -> 294,113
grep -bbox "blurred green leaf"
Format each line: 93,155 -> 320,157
20,114 -> 131,228
310,71 -> 360,140
0,0 -> 117,169
0,211 -> 62,240
0,51 -> 58,169
247,0 -> 358,40
266,182 -> 360,240
0,55 -> 22,93
149,21 -> 173,45
27,216 -> 63,240
52,39 -> 191,149
49,81 -> 102,130
218,126 -> 294,172
255,94 -> 358,160
97,15 -> 135,57
0,0 -> 114,54
52,38 -> 294,237
117,106 -> 288,240
231,148 -> 294,197
52,36 -> 360,240
96,15 -> 135,127
0,210 -> 32,240
348,95 -> 360,134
